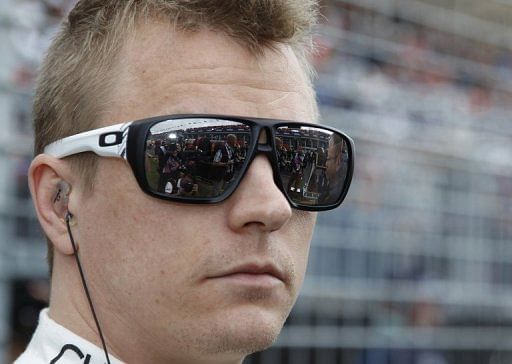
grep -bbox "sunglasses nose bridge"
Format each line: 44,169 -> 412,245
254,127 -> 275,159
250,127 -> 275,158
251,140 -> 286,200
256,143 -> 273,153
255,125 -> 272,145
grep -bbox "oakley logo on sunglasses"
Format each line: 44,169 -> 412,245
99,132 -> 123,147
98,127 -> 130,158
44,115 -> 354,211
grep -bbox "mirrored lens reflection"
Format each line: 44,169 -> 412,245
145,118 -> 250,198
275,126 -> 349,206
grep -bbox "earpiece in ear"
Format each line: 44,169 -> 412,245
54,180 -> 72,221
65,211 -> 75,225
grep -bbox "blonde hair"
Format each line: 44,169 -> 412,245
33,0 -> 319,274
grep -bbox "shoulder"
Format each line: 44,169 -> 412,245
13,308 -> 124,364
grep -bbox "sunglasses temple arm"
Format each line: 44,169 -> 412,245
43,122 -> 133,159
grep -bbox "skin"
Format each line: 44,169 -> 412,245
29,23 -> 317,364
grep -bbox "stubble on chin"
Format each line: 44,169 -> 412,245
183,284 -> 297,358
192,304 -> 292,357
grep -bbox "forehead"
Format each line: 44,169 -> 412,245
104,22 -> 317,125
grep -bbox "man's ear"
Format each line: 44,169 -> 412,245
28,154 -> 76,256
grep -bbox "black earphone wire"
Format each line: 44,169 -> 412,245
65,212 -> 112,364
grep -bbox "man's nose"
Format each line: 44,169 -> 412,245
226,154 -> 292,233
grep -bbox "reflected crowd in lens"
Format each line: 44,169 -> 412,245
145,118 -> 350,206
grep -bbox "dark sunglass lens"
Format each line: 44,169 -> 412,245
145,118 -> 251,199
275,126 -> 350,207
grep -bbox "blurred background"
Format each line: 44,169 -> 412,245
2,0 -> 512,363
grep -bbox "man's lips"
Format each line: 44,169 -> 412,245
209,263 -> 287,286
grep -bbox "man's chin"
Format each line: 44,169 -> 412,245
198,307 -> 287,356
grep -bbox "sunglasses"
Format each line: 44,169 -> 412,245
44,114 -> 354,211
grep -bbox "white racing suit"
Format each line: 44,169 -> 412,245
14,309 -> 123,364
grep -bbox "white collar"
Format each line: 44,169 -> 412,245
15,308 -> 124,364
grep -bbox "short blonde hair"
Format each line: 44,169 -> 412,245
34,0 -> 319,274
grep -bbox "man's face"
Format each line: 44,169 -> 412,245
72,23 -> 317,362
